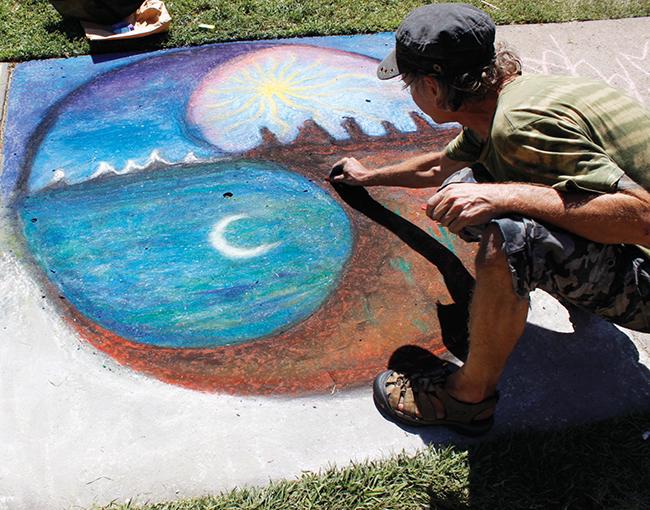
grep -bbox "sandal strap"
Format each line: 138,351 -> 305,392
435,388 -> 499,422
409,369 -> 498,423
409,368 -> 448,421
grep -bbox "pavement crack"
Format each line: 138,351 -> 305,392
85,476 -> 113,486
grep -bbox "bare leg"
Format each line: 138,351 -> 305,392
446,224 -> 529,404
392,224 -> 529,420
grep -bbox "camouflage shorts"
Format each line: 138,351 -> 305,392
489,216 -> 650,332
442,168 -> 650,333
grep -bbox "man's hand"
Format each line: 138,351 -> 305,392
426,180 -> 650,246
426,183 -> 507,234
328,157 -> 376,186
327,152 -> 466,188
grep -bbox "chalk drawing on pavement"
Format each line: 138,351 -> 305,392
4,38 -> 470,394
523,35 -> 649,105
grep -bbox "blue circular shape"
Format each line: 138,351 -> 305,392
20,161 -> 353,348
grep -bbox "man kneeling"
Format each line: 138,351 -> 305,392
330,3 -> 650,435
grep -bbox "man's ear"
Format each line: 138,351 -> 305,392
422,75 -> 437,88
422,75 -> 440,96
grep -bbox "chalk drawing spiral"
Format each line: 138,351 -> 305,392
6,38 -> 468,394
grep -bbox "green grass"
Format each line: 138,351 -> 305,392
1,0 -> 650,61
97,413 -> 650,510
3,2 -> 650,509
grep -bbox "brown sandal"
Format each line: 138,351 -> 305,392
373,366 -> 498,436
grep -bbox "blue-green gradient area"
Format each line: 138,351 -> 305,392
19,161 -> 353,348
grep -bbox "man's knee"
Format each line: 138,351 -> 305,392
475,224 -> 509,274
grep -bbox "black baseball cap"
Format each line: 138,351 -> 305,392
377,3 -> 496,80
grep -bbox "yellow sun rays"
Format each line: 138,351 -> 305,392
197,54 -> 380,138
188,44 -> 418,152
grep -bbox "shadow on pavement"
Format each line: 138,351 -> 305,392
330,182 -> 650,443
397,308 -> 650,508
330,181 -> 475,307
391,306 -> 650,445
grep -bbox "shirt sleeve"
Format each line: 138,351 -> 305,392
443,127 -> 483,162
494,115 -> 624,193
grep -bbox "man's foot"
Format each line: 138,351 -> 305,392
373,367 -> 498,436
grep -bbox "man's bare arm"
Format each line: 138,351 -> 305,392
328,152 -> 467,188
427,176 -> 650,246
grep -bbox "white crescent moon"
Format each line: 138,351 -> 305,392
209,214 -> 280,259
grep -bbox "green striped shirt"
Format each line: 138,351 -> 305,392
444,74 -> 650,254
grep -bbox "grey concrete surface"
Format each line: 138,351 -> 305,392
0,64 -> 8,107
500,17 -> 650,106
0,63 -> 9,172
1,17 -> 650,510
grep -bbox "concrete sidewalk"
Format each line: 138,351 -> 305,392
1,17 -> 650,510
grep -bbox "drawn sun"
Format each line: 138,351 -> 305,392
187,45 -> 418,152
